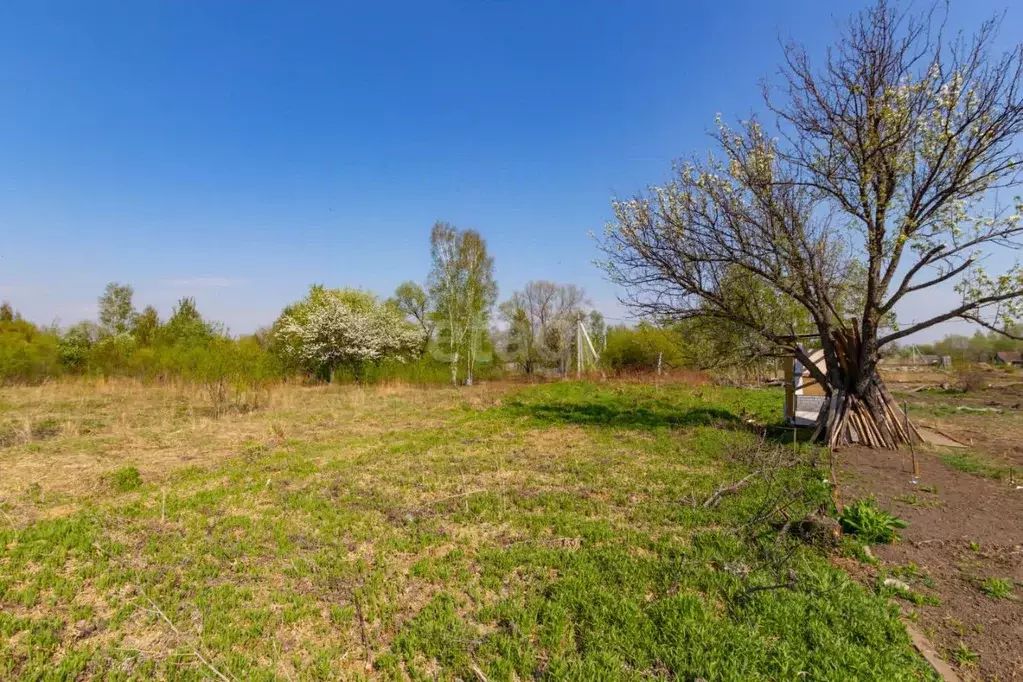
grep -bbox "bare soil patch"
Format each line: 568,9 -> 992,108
838,444 -> 1023,680
892,384 -> 1023,472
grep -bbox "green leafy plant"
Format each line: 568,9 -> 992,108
979,577 -> 1015,600
839,499 -> 907,544
110,466 -> 142,492
951,641 -> 979,667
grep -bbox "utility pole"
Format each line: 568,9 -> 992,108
577,320 -> 600,376
577,321 -> 583,376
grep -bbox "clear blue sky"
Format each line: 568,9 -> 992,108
2,1 -> 1019,340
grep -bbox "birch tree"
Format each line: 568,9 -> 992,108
98,282 -> 136,336
427,222 -> 498,385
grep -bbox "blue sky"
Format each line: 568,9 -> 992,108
1,1 -> 1020,341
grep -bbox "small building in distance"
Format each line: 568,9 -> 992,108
880,350 -> 951,370
995,350 -> 1023,366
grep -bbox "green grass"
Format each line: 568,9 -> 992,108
938,451 -> 1009,480
108,465 -> 143,492
0,381 -> 937,680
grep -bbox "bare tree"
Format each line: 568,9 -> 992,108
599,1 -> 1023,448
499,281 -> 589,375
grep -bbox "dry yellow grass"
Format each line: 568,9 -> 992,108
0,378 -> 506,511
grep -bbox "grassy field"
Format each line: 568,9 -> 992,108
0,380 -> 935,680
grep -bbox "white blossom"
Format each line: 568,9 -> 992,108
276,293 -> 424,376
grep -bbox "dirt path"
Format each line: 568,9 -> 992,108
839,445 -> 1023,680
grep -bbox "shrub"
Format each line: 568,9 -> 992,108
88,333 -> 137,377
839,499 -> 907,544
58,322 -> 100,371
0,295 -> 287,391
273,286 -> 424,382
0,320 -> 62,384
601,323 -> 688,373
956,366 -> 987,392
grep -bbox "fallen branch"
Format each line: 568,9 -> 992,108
410,489 -> 486,514
703,473 -> 758,508
469,662 -> 490,682
742,579 -> 796,598
86,520 -> 236,682
140,589 -> 234,682
354,591 -> 371,665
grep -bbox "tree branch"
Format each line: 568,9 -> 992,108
879,289 -> 1023,346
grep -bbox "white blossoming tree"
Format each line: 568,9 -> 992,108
599,1 -> 1023,449
274,286 -> 424,382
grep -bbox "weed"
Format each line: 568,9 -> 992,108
31,417 -> 62,440
893,492 -> 941,508
23,482 -> 43,504
879,575 -> 941,607
943,616 -> 966,636
956,368 -> 986,393
268,419 -> 286,442
839,499 -> 908,544
978,578 -> 1015,600
890,562 -> 936,589
839,536 -> 878,564
0,421 -> 20,448
950,641 -> 979,667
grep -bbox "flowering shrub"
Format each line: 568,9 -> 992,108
275,287 -> 425,381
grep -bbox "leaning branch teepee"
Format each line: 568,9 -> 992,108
811,325 -> 922,450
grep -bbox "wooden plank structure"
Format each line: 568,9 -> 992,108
784,348 -> 826,425
807,325 -> 923,449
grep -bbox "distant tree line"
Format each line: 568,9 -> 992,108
2,217 -> 865,389
889,325 -> 1023,364
0,221 -> 596,387
0,283 -> 279,406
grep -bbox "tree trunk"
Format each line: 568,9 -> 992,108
450,352 -> 460,386
813,325 -> 922,450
